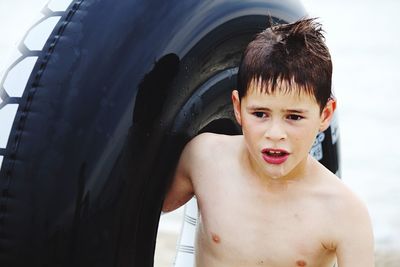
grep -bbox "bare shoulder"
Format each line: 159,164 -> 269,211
184,133 -> 242,185
313,163 -> 370,219
324,170 -> 368,217
185,132 -> 241,159
332,182 -> 374,265
313,162 -> 373,254
187,132 -> 239,147
333,178 -> 372,230
163,133 -> 241,213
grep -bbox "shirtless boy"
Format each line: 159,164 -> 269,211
162,18 -> 374,267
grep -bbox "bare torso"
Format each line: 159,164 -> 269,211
190,134 -> 339,267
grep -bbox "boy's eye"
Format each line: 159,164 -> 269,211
287,114 -> 304,121
253,112 -> 267,118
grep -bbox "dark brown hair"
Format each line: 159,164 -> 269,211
237,18 -> 332,110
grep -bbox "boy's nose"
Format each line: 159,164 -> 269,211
264,120 -> 287,141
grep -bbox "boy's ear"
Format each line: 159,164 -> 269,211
319,98 -> 337,132
231,90 -> 242,126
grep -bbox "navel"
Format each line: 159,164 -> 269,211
211,233 -> 221,244
296,260 -> 307,266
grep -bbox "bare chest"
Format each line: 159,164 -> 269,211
194,182 -> 335,267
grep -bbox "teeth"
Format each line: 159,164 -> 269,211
269,151 -> 282,155
266,150 -> 286,156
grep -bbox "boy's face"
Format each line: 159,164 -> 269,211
232,82 -> 335,180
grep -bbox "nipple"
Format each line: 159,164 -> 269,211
296,260 -> 307,266
211,233 -> 221,244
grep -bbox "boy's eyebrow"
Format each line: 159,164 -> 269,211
285,108 -> 309,114
246,106 -> 309,113
246,106 -> 271,111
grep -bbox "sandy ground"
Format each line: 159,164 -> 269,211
154,230 -> 400,267
374,249 -> 400,267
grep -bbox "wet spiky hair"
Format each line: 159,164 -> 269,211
237,18 -> 332,110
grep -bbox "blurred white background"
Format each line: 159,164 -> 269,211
1,0 -> 399,266
0,0 -> 48,76
302,0 -> 400,252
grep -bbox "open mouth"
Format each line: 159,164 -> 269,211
261,148 -> 290,164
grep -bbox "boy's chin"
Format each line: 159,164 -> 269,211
263,167 -> 290,180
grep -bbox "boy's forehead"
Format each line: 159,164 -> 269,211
246,76 -> 316,100
244,90 -> 317,107
242,89 -> 321,113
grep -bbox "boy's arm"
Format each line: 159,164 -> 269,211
335,194 -> 375,267
162,139 -> 196,213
